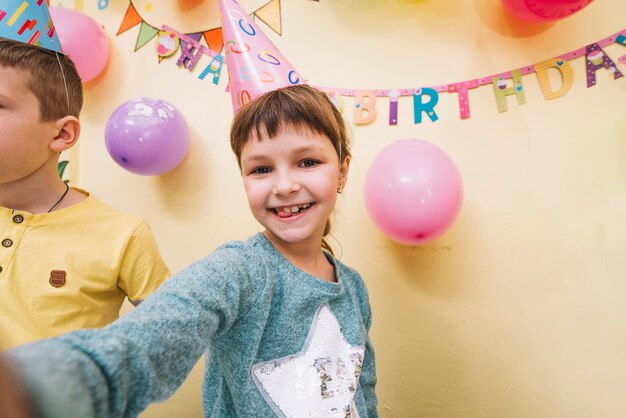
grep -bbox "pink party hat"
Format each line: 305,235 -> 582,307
219,0 -> 302,112
0,0 -> 62,52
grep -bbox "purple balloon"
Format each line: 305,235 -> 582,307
105,98 -> 189,175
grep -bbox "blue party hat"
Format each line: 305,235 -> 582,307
0,0 -> 62,52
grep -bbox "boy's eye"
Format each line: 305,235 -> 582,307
299,159 -> 319,168
250,166 -> 271,175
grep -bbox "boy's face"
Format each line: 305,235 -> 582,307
240,127 -> 349,250
0,65 -> 58,186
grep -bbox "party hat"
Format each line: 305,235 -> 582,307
219,0 -> 302,112
0,0 -> 62,52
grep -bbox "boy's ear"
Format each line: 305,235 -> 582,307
49,116 -> 81,153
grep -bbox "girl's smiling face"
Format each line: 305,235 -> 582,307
240,126 -> 349,253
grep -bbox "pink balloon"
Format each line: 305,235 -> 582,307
49,7 -> 109,82
364,139 -> 463,245
501,0 -> 593,22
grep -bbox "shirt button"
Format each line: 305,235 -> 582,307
0,266 -> 3,273
12,214 -> 24,223
2,239 -> 13,247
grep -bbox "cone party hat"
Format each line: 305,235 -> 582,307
0,0 -> 62,52
219,0 -> 302,113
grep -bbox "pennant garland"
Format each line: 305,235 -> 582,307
115,0 -> 625,127
116,0 -> 283,84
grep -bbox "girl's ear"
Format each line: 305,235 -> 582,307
338,156 -> 351,190
49,116 -> 81,153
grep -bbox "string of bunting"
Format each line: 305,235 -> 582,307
123,11 -> 626,126
116,0 -> 282,57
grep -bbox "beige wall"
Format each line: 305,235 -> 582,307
70,0 -> 626,416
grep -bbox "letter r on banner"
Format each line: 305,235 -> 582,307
413,88 -> 439,124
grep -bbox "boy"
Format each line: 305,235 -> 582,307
0,36 -> 170,349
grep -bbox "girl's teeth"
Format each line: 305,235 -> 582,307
277,205 -> 308,214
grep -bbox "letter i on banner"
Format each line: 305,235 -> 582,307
492,70 -> 526,113
353,90 -> 377,125
535,58 -> 573,100
413,88 -> 439,124
584,43 -> 623,87
388,89 -> 400,125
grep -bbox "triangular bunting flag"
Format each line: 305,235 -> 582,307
134,22 -> 158,51
117,3 -> 143,36
203,28 -> 224,54
254,0 -> 282,36
180,32 -> 203,56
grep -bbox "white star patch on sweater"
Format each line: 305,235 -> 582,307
251,304 -> 365,418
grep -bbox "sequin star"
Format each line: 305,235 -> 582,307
252,304 -> 365,417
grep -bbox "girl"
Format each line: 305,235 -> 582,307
8,85 -> 378,418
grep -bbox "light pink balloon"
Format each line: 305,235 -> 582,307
364,139 -> 463,245
49,7 -> 109,83
501,0 -> 593,23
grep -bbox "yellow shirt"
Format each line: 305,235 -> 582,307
0,190 -> 170,349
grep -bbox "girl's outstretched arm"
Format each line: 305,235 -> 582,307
360,307 -> 379,417
7,248 -> 255,418
0,353 -> 33,418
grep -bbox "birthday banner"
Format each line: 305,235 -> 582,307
316,29 -> 626,126
121,12 -> 626,126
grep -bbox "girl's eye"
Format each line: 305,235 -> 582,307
250,166 -> 271,175
299,159 -> 319,168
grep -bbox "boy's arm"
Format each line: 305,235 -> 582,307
7,248 -> 255,418
118,221 -> 170,305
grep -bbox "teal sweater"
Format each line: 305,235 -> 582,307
9,233 -> 378,417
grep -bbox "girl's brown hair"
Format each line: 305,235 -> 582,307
230,84 -> 351,255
